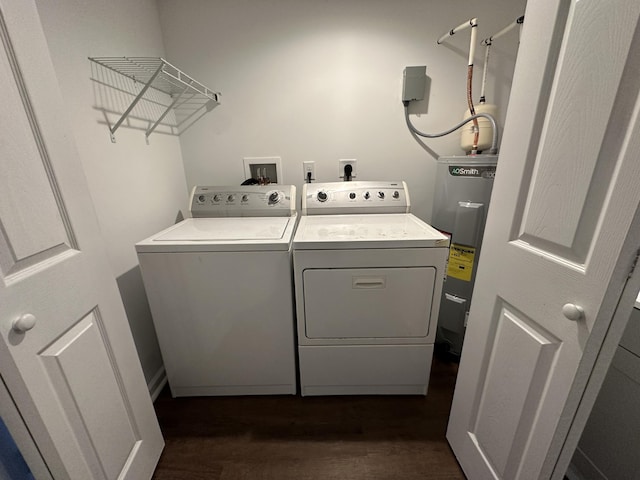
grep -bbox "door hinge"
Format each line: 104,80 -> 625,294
629,248 -> 640,278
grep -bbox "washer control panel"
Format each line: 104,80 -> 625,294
190,185 -> 296,217
302,181 -> 410,215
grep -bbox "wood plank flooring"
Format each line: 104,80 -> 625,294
152,352 -> 464,479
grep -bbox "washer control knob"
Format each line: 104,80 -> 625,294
12,313 -> 37,333
317,191 -> 328,202
393,191 -> 400,199
197,194 -> 206,204
349,192 -> 356,200
268,192 -> 281,204
378,191 -> 385,199
364,191 -> 370,200
227,194 -> 235,202
212,194 -> 221,202
242,194 -> 249,202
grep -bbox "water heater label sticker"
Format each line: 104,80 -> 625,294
449,166 -> 496,178
447,244 -> 475,281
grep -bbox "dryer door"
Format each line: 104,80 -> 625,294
302,267 -> 436,339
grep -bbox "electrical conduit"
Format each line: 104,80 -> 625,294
403,105 -> 498,154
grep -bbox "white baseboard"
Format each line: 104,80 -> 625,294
147,366 -> 167,402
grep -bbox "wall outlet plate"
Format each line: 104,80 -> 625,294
339,159 -> 357,179
303,161 -> 315,181
243,156 -> 282,184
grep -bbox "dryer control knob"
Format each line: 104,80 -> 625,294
213,194 -> 221,202
378,191 -> 385,199
242,194 -> 249,202
268,192 -> 281,204
227,194 -> 236,202
364,191 -> 370,200
317,191 -> 328,202
349,192 -> 356,200
393,191 -> 400,199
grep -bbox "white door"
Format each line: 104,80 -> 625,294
447,0 -> 640,479
0,0 -> 164,479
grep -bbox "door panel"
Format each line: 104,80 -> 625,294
0,23 -> 75,277
447,0 -> 640,478
40,310 -> 139,480
519,0 -> 639,255
472,304 -> 560,479
0,0 -> 163,478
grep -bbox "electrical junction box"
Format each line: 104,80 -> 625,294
402,66 -> 426,102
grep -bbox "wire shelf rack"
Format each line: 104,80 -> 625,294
88,56 -> 221,142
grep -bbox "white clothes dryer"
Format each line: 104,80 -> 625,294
136,185 -> 298,397
293,181 -> 449,396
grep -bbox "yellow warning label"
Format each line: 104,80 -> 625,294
447,244 -> 476,282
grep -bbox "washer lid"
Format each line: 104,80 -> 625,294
293,214 -> 450,250
136,216 -> 296,252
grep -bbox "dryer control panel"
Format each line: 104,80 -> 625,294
190,185 -> 296,217
302,181 -> 410,215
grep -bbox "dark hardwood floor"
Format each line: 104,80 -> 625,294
152,352 -> 465,479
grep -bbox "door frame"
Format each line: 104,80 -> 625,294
548,202 -> 640,478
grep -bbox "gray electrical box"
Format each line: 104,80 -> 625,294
402,66 -> 426,102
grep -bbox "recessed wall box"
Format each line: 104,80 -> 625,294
402,66 -> 427,102
243,156 -> 282,184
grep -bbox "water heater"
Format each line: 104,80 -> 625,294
432,155 -> 497,355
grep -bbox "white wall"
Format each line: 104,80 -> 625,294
157,0 -> 525,222
34,0 -> 188,387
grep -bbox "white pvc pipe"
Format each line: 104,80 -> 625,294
437,17 -> 478,45
481,15 -> 525,46
468,20 -> 478,66
480,44 -> 491,101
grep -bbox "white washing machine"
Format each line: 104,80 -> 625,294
293,181 -> 450,396
136,185 -> 298,397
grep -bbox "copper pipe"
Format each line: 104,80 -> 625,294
467,65 -> 479,150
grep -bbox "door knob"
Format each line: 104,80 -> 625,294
12,313 -> 37,332
562,303 -> 584,321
